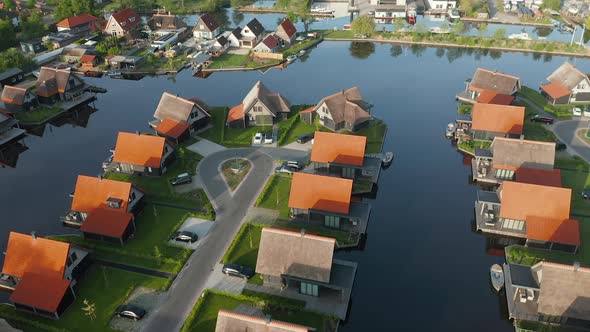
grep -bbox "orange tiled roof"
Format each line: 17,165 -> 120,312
300,106 -> 315,114
9,272 -> 71,312
227,104 -> 244,123
71,175 -> 132,213
56,13 -> 98,28
499,181 -> 571,222
471,103 -> 525,135
541,82 -> 572,100
2,232 -> 70,279
526,217 -> 579,246
515,168 -> 562,187
311,131 -> 366,166
80,54 -> 96,63
288,173 -> 352,214
155,118 -> 190,139
476,90 -> 515,105
113,132 -> 167,168
80,207 -> 133,238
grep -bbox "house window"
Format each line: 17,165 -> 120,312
200,24 -> 204,29
190,112 -> 196,119
578,83 -> 586,89
129,17 -> 135,22
244,29 -> 250,33
495,169 -> 515,180
130,191 -> 136,202
500,218 -> 525,231
254,106 -> 262,112
70,252 -> 78,262
300,282 -> 319,296
323,107 -> 328,114
324,215 -> 340,229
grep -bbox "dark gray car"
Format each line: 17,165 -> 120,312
222,263 -> 254,279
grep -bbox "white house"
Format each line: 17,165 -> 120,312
541,61 -> 590,104
253,35 -> 279,53
374,5 -> 407,19
427,0 -> 456,10
227,27 -> 242,47
239,18 -> 265,49
193,13 -> 220,40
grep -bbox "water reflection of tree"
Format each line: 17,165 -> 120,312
211,9 -> 230,30
232,11 -> 244,26
489,50 -> 501,59
534,27 -> 552,38
349,42 -> 375,59
410,45 -> 425,57
446,47 -> 464,63
390,45 -> 403,58
435,47 -> 445,58
543,54 -> 552,62
532,53 -> 542,61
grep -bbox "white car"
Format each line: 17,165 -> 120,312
253,133 -> 263,144
573,107 -> 582,116
584,109 -> 590,117
264,133 -> 273,144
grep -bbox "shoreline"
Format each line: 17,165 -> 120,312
459,17 -> 555,28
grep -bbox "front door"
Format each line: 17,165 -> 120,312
324,215 -> 340,229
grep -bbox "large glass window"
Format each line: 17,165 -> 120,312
300,282 -> 319,296
495,168 -> 515,180
500,218 -> 525,231
325,215 -> 340,229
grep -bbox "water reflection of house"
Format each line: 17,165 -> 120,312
49,105 -> 97,128
541,61 -> 590,105
504,261 -> 590,329
254,227 -> 357,320
150,92 -> 211,142
215,308 -> 315,332
112,132 -> 175,176
0,141 -> 28,168
227,81 -> 290,128
0,111 -> 26,149
457,68 -> 521,104
456,103 -> 525,142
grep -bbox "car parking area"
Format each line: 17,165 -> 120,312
109,287 -> 164,332
203,263 -> 247,295
168,217 -> 215,249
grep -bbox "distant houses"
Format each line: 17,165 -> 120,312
227,81 -> 290,128
150,92 -> 211,142
193,13 -> 221,40
304,87 -> 372,132
104,8 -> 141,37
458,68 -> 521,104
35,67 -> 88,104
1,86 -> 37,112
56,14 -> 100,34
253,35 -> 279,53
238,19 -> 265,49
112,132 -> 175,176
0,68 -> 25,89
274,18 -> 297,46
146,13 -> 187,33
541,61 -> 590,105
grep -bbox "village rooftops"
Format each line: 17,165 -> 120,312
315,87 -> 372,127
288,173 -> 353,214
147,13 -> 186,30
196,13 -> 220,32
71,175 -> 133,213
491,137 -> 556,171
541,81 -> 572,100
245,18 -> 265,37
499,181 -> 571,222
471,103 -> 525,135
526,217 -> 579,246
0,68 -> 23,81
261,35 -> 279,49
244,81 -> 290,115
515,168 -> 562,187
469,68 -> 521,95
80,207 -> 134,239
310,131 -> 367,166
35,67 -> 83,97
215,309 -> 313,332
9,272 -> 71,313
476,90 -> 515,105
256,228 -> 335,283
56,13 -> 99,29
1,86 -> 28,105
154,92 -> 210,123
276,18 -> 297,39
110,8 -> 141,32
547,61 -> 587,90
113,132 -> 167,168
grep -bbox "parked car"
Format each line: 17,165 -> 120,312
530,114 -> 554,124
584,108 -> 590,117
573,107 -> 582,116
555,141 -> 567,151
296,133 -> 314,144
264,132 -> 273,144
171,172 -> 192,186
582,189 -> 590,200
253,132 -> 263,144
222,263 -> 254,279
170,231 -> 198,243
275,165 -> 298,174
283,161 -> 302,169
115,305 -> 146,321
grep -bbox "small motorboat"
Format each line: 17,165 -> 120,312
286,54 -> 297,63
298,49 -> 307,56
490,264 -> 505,292
382,152 -> 393,167
508,32 -> 531,40
445,123 -> 456,138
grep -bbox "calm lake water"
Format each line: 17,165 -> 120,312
3,42 -> 590,330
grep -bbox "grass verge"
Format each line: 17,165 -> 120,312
207,53 -> 249,69
518,86 -> 573,120
221,159 -> 252,191
255,174 -> 292,219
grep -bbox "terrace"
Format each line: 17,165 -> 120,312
474,190 -> 526,238
504,263 -> 542,322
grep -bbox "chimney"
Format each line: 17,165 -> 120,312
574,261 -> 581,272
31,231 -> 37,240
135,130 -> 140,135
300,228 -> 306,237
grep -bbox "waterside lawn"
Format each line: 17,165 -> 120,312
557,157 -> 590,215
199,107 -> 269,147
14,106 -> 63,124
0,266 -> 167,332
207,53 -> 249,69
518,86 -> 573,119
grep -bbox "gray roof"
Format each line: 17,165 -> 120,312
315,87 -> 371,125
477,190 -> 499,204
216,35 -> 228,47
470,68 -> 520,95
535,262 -> 590,320
255,228 -> 335,283
154,92 -> 209,123
0,68 -> 23,81
246,18 -> 265,36
243,81 -> 290,115
509,264 -> 538,288
231,27 -> 242,39
147,14 -> 186,30
194,13 -> 219,32
491,137 -> 555,170
547,61 -> 588,90
474,148 -> 492,158
215,308 -> 313,332
456,114 -> 472,122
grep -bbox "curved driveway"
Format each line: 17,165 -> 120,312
144,148 -> 274,332
553,119 -> 590,162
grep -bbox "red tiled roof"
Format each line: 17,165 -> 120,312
541,81 -> 572,100
155,118 -> 190,139
227,104 -> 244,123
476,90 -> 515,105
300,106 -> 315,114
526,218 -> 579,246
57,13 -> 99,28
110,8 -> 140,32
80,207 -> 133,238
311,131 -> 366,166
80,54 -> 96,63
71,175 -> 132,213
277,18 -> 297,38
499,181 -> 571,222
261,35 -> 279,49
471,103 -> 525,135
113,132 -> 167,168
288,173 -> 352,214
515,168 -> 562,187
9,272 -> 71,312
2,232 -> 69,279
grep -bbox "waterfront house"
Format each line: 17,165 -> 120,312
20,39 -> 46,54
458,68 -> 521,103
288,173 -> 371,233
239,18 -> 265,48
310,131 -> 381,184
0,232 -> 89,319
255,227 -> 357,319
44,32 -> 79,49
80,54 -> 98,68
504,261 -> 590,329
475,181 -> 578,252
104,8 -> 141,37
253,34 -> 279,53
56,13 -> 99,34
1,86 -> 37,112
209,35 -> 230,56
306,87 -> 372,132
193,13 -> 220,40
112,132 -> 175,176
227,81 -> 290,128
541,61 -> 590,104
106,55 -> 143,70
0,112 -> 26,148
475,90 -> 515,105
0,68 -> 24,89
150,92 -> 211,142
274,18 -> 297,46
35,67 -> 87,104
61,47 -> 88,64
374,4 -> 407,21
457,103 -> 524,142
215,308 -> 315,332
426,0 -> 456,10
146,13 -> 186,33
472,137 -> 558,186
65,175 -> 144,244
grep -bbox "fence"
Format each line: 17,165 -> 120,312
252,51 -> 284,60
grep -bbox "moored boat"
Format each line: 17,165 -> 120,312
382,152 -> 393,167
445,123 -> 456,138
490,264 -> 504,292
286,55 -> 297,63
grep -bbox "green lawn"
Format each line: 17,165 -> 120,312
457,140 -> 491,154
278,116 -> 318,146
221,223 -> 263,268
224,125 -> 269,147
0,266 -> 167,332
273,221 -> 359,246
457,104 -> 473,115
256,174 -> 292,219
352,180 -> 373,194
282,37 -> 323,57
14,106 -> 63,124
221,159 -> 252,191
207,53 -> 249,69
518,100 -> 558,142
577,129 -> 590,145
181,290 -> 336,332
518,86 -> 573,120
557,157 -> 590,215
199,107 -> 227,144
353,120 -> 388,153
52,204 -> 193,273
325,30 -> 354,38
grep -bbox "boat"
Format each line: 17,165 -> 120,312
508,32 -> 531,40
445,123 -> 456,138
107,70 -> 123,78
298,49 -> 307,56
490,264 -> 505,292
84,71 -> 103,78
382,152 -> 393,167
286,55 -> 297,63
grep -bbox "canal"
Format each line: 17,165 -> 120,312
2,42 -> 590,330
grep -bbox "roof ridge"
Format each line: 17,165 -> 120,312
506,180 -> 571,192
263,227 -> 337,243
218,309 -> 309,332
542,261 -> 590,273
162,92 -> 194,105
477,68 -> 519,80
493,136 -> 556,146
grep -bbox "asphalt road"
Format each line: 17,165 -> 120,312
553,119 -> 590,162
143,148 -> 274,332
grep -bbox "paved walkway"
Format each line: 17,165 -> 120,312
281,140 -> 313,152
203,263 -> 247,295
553,119 -> 590,162
167,217 -> 215,250
93,259 -> 176,278
186,139 -> 226,157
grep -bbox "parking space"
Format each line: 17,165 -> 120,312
186,139 -> 226,157
167,217 -> 215,250
203,263 -> 247,295
109,287 -> 165,332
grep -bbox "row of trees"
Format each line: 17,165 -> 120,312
0,12 -> 47,51
53,0 -> 98,21
0,48 -> 35,72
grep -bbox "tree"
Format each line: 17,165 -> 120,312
20,12 -> 47,40
414,22 -> 428,34
450,20 -> 464,35
232,10 -> 244,26
3,0 -> 14,11
54,0 -> 98,21
349,41 -> 375,59
410,44 -> 426,57
26,0 -> 36,9
393,18 -> 405,32
0,48 -> 35,71
477,23 -> 488,37
542,0 -> 560,10
435,47 -> 445,58
0,20 -> 16,51
351,15 -> 376,36
493,28 -> 506,40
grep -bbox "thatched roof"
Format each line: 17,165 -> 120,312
470,68 -> 520,95
491,137 -> 555,171
215,309 -> 313,332
242,81 -> 290,115
153,92 -> 209,123
547,61 -> 588,90
314,87 -> 371,126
